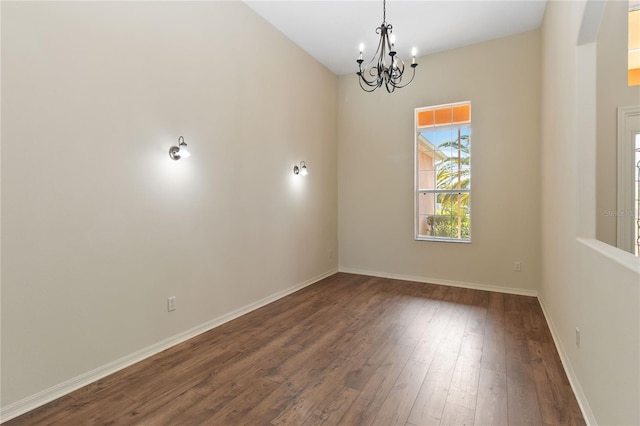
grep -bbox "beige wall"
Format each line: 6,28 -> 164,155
1,1 -> 337,411
338,30 -> 541,292
541,1 -> 640,424
596,0 -> 640,246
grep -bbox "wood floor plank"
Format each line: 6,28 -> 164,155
241,313 -> 399,424
527,340 -> 585,426
3,274 -> 586,426
459,331 -> 484,365
445,356 -> 481,411
474,367 -> 508,425
337,343 -> 415,426
481,291 -> 507,374
264,335 -> 390,425
437,292 -> 473,356
1,396 -> 77,426
371,358 -> 432,425
521,297 -> 548,343
269,305 -> 405,425
504,295 -> 536,387
396,297 -> 439,347
305,385 -> 360,425
266,282 -> 415,426
127,372 -> 232,424
507,378 -> 544,426
44,393 -> 137,426
205,376 -> 281,425
406,350 -> 458,426
440,401 -> 476,426
481,315 -> 506,374
410,297 -> 455,364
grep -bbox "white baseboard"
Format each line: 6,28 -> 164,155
338,267 -> 539,297
0,268 -> 338,423
537,295 -> 596,426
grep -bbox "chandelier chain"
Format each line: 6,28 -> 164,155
383,0 -> 386,24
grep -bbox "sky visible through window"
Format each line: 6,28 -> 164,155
420,128 -> 471,160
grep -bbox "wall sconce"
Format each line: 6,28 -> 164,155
293,161 -> 308,176
169,136 -> 191,160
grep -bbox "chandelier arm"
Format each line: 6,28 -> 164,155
358,23 -> 388,88
389,58 -> 406,83
388,65 -> 417,89
361,25 -> 387,71
384,24 -> 393,53
359,74 -> 381,88
377,56 -> 387,85
362,74 -> 383,89
357,63 -> 381,87
376,24 -> 391,85
357,62 -> 382,90
359,77 -> 382,92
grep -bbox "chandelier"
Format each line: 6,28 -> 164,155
356,0 -> 418,93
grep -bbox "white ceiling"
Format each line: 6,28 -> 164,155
244,0 -> 547,75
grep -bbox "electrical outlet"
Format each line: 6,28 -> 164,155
575,327 -> 581,348
167,296 -> 176,312
514,261 -> 522,272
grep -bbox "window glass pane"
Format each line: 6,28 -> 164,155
418,192 -> 437,236
417,134 -> 437,191
435,108 -> 452,125
417,110 -> 435,127
434,193 -> 470,239
426,128 -> 470,192
418,169 -> 436,190
452,104 -> 471,123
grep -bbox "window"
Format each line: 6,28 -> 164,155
616,105 -> 640,256
635,133 -> 640,255
629,2 -> 640,86
415,102 -> 471,242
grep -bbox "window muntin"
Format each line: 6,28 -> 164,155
415,102 -> 471,242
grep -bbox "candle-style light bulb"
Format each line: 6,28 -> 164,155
390,34 -> 396,50
411,47 -> 417,64
358,43 -> 364,61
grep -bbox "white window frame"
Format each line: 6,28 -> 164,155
414,102 -> 471,243
616,105 -> 640,254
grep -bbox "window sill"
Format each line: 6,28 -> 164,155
415,237 -> 471,244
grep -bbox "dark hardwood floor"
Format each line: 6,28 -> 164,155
4,273 -> 585,425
